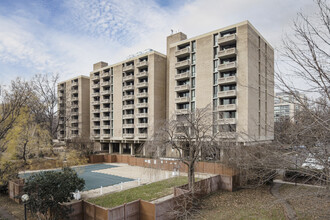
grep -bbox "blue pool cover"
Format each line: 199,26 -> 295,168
19,164 -> 134,191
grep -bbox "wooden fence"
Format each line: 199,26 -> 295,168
8,179 -> 24,204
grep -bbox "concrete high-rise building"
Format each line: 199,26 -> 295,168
57,20 -> 274,153
58,76 -> 90,141
167,21 -> 274,143
274,92 -> 306,122
90,51 -> 166,154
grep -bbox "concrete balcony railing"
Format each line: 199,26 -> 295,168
136,103 -> 148,108
71,111 -> 79,116
136,60 -> 148,68
101,90 -> 110,95
218,76 -> 237,85
123,95 -> 134,100
101,108 -> 111,112
101,98 -> 111,104
217,104 -> 236,111
123,114 -> 134,119
71,103 -> 79,108
123,75 -> 134,81
123,85 -> 135,91
218,132 -> 237,139
175,60 -> 190,69
218,34 -> 237,45
123,133 -> 134,139
101,71 -> 110,77
218,61 -> 237,72
136,113 -> 148,118
102,116 -> 111,121
136,92 -> 148,98
91,100 -> 100,105
100,81 -> 111,86
137,123 -> 148,128
59,120 -> 65,125
175,72 -> 190,80
218,118 -> 236,124
136,71 -> 148,78
58,92 -> 65,97
175,47 -> 190,57
218,90 -> 237,98
102,134 -> 111,138
175,96 -> 190,103
218,48 -> 237,59
91,75 -> 100,80
175,84 -> 190,92
93,134 -> 100,139
176,109 -> 189,115
92,125 -> 100,129
71,119 -> 79,123
92,117 -> 100,121
123,64 -> 134,72
71,96 -> 79,101
137,133 -> 148,139
91,92 -> 100,97
71,81 -> 78,86
136,82 -> 148,88
101,125 -> 111,129
123,124 -> 134,128
91,83 -> 100,89
123,104 -> 134,110
91,109 -> 100,113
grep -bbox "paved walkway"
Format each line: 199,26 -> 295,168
271,183 -> 297,220
0,207 -> 17,220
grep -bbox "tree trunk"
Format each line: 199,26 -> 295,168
188,164 -> 195,193
22,141 -> 28,165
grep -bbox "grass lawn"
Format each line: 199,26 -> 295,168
279,184 -> 330,219
194,185 -> 285,220
88,176 -> 189,208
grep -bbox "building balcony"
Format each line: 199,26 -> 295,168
59,120 -> 65,125
123,85 -> 135,91
176,109 -> 189,114
93,134 -> 100,140
101,107 -> 111,112
101,90 -> 110,95
123,75 -> 134,81
218,90 -> 237,98
218,118 -> 236,124
123,104 -> 134,110
175,72 -> 190,80
71,96 -> 79,101
136,60 -> 148,68
101,81 -> 111,86
71,81 -> 78,86
123,95 -> 134,100
136,92 -> 148,98
136,82 -> 148,88
136,71 -> 148,78
91,109 -> 100,113
123,64 -> 134,72
218,34 -> 237,45
92,93 -> 100,97
175,96 -> 190,103
91,75 -> 100,80
92,117 -> 100,121
92,125 -> 100,129
102,134 -> 111,139
101,71 -> 110,77
217,104 -> 236,111
175,84 -> 190,92
136,103 -> 148,108
123,124 -> 134,128
175,47 -> 190,57
101,98 -> 111,104
71,118 -> 79,123
137,123 -> 148,128
136,113 -> 148,118
218,76 -> 237,85
218,48 -> 237,59
123,133 -> 134,139
102,116 -> 111,121
175,60 -> 190,69
218,132 -> 237,139
218,61 -> 237,72
91,100 -> 100,105
123,114 -> 134,119
91,83 -> 100,89
101,125 -> 111,129
137,133 -> 148,139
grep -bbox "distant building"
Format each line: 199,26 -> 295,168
274,92 -> 306,122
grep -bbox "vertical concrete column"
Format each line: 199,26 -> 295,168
130,144 -> 135,156
119,143 -> 123,154
143,145 -> 146,156
109,143 -> 113,154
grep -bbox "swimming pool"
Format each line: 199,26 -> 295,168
20,164 -> 135,191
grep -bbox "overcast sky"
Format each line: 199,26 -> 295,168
0,0 -> 317,84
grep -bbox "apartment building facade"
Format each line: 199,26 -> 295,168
89,51 -> 166,154
58,76 -> 90,141
274,92 -> 305,121
167,21 -> 274,144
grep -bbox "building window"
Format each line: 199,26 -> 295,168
191,41 -> 196,52
213,86 -> 218,98
191,102 -> 195,111
191,65 -> 196,76
191,90 -> 195,101
191,78 -> 195,88
191,53 -> 196,64
213,34 -> 219,46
